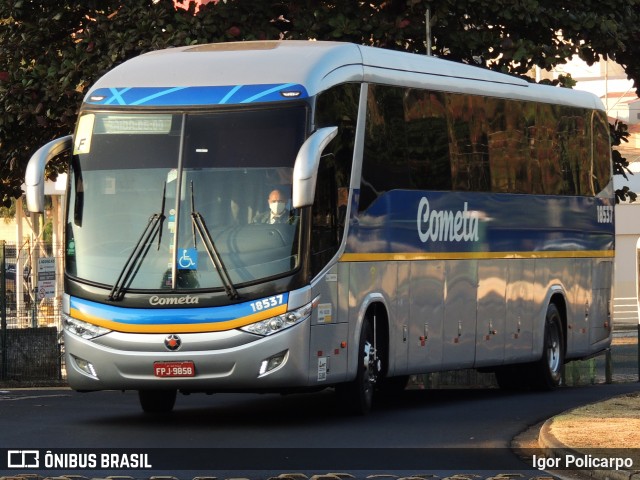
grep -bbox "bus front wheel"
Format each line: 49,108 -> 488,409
336,321 -> 380,415
138,389 -> 177,413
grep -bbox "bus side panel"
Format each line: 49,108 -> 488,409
475,260 -> 507,367
533,258 -> 586,359
532,258 -> 561,360
386,261 -> 407,375
504,259 -> 535,363
566,258 -> 592,358
396,261 -> 411,375
590,259 -> 613,347
344,261 -> 404,380
441,260 -> 477,370
309,263 -> 349,385
407,260 -> 444,373
309,323 -> 349,384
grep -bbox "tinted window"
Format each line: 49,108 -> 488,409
310,83 -> 359,276
359,85 -> 610,205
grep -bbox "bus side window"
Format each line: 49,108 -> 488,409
311,161 -> 339,276
359,85 -> 411,213
311,83 -> 358,277
360,86 -> 455,214
592,111 -> 611,194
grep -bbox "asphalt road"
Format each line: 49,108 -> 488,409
1,382 -> 639,479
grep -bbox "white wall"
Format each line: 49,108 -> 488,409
614,203 -> 640,324
613,164 -> 640,326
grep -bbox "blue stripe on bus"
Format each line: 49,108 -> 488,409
69,293 -> 289,326
345,190 -> 614,256
84,84 -> 308,106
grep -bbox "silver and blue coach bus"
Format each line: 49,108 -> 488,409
25,41 -> 614,414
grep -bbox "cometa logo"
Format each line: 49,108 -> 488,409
417,198 -> 480,243
149,295 -> 200,306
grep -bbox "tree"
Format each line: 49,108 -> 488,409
611,120 -> 637,203
1,0 -> 639,205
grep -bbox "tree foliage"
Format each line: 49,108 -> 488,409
1,0 -> 639,205
611,120 -> 637,203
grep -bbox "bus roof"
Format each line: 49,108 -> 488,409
84,40 -> 604,110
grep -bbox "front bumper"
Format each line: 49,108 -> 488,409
64,320 -> 312,392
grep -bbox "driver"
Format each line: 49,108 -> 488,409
253,188 -> 295,224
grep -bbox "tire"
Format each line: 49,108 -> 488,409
529,303 -> 564,390
336,321 -> 380,415
138,389 -> 177,413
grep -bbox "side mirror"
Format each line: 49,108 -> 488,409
24,136 -> 72,213
292,127 -> 338,209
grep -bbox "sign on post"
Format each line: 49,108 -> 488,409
37,257 -> 56,300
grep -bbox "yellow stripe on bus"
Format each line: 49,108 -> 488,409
339,250 -> 614,262
70,304 -> 288,334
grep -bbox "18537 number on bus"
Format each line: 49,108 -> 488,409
249,295 -> 285,312
597,205 -> 613,224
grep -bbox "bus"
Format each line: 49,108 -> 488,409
25,41 -> 614,414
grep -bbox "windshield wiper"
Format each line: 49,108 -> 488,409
190,182 -> 239,300
108,183 -> 167,301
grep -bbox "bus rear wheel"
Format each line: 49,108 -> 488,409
138,389 -> 177,413
529,303 -> 564,390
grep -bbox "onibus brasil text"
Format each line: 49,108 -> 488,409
8,450 -> 152,469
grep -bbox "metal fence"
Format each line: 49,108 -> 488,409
0,240 -> 64,383
1,240 -> 64,330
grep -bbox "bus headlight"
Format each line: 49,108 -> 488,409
63,314 -> 111,340
240,299 -> 315,336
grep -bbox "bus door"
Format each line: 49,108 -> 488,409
309,158 -> 351,385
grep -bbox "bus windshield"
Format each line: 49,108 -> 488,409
66,106 -> 308,293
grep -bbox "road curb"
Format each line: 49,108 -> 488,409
538,416 -> 639,480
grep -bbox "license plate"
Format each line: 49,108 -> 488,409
154,361 -> 195,377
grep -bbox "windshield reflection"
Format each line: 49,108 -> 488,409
66,106 -> 307,293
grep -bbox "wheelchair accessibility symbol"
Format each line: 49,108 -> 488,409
178,247 -> 198,270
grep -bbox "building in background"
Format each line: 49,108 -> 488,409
173,0 -> 216,12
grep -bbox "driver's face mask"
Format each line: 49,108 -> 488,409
270,201 -> 286,216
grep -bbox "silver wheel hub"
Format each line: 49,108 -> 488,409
547,323 -> 561,373
363,341 -> 379,386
